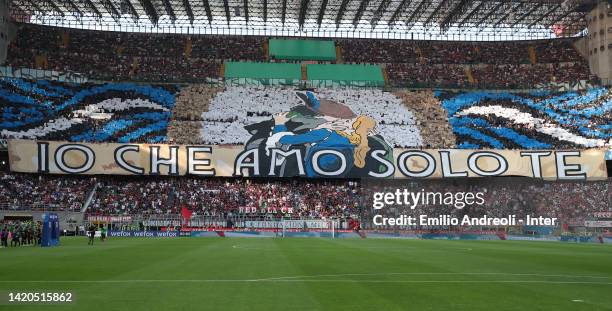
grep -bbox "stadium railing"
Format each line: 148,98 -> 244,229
0,202 -> 81,212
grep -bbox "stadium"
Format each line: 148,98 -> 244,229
0,0 -> 611,309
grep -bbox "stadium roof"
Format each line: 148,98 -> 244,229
9,0 -> 600,40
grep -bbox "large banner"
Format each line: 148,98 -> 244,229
7,140 -> 608,179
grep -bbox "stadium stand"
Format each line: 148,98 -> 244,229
1,171 -> 608,229
6,24 -> 258,82
337,39 -> 584,64
365,180 -> 611,230
0,18 -> 609,225
90,177 -> 361,218
5,23 -> 596,88
0,172 -> 93,211
1,1 -> 610,310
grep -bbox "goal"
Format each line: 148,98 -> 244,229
279,219 -> 336,238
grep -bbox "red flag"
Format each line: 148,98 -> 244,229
181,206 -> 193,226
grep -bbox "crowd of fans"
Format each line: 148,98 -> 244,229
4,23 -> 596,88
0,173 -> 609,230
89,177 -> 361,219
387,62 -> 594,89
471,62 -> 593,89
337,39 -> 583,65
364,180 -> 611,230
6,24 -> 264,82
0,172 -> 93,211
387,63 -> 469,89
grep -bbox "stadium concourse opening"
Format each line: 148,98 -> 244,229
0,0 -> 611,310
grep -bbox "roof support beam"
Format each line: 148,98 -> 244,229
82,0 -> 102,19
202,0 -> 213,23
222,0 -> 231,25
528,3 -> 560,28
281,0 -> 287,24
423,0 -> 448,27
263,0 -> 268,23
298,0 -> 309,29
457,1 -> 484,27
161,0 -> 176,22
334,0 -> 351,28
23,0 -> 45,13
64,0 -> 83,17
406,0 -> 429,28
353,0 -> 370,27
123,0 -> 139,21
492,2 -> 522,28
371,0 -> 393,27
45,0 -> 65,16
101,0 -> 121,22
387,0 -> 410,26
474,1 -> 503,27
440,0 -> 473,31
244,0 -> 249,23
182,0 -> 194,24
138,0 -> 159,24
317,0 -> 329,27
511,3 -> 544,27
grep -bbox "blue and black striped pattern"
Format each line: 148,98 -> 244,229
438,88 -> 611,149
0,78 -> 178,143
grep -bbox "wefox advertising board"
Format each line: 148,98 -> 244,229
7,140 -> 608,179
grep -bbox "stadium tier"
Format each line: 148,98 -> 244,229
1,172 -> 609,226
5,23 -> 597,88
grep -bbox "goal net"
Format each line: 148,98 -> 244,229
279,219 -> 336,238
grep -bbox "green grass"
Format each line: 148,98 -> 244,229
1,237 -> 612,311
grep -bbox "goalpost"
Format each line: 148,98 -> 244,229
280,219 -> 335,238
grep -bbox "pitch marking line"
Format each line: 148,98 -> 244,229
231,245 -> 474,251
0,280 -> 610,285
251,272 -> 612,281
2,273 -> 611,284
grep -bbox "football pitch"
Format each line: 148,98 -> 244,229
1,237 -> 611,311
